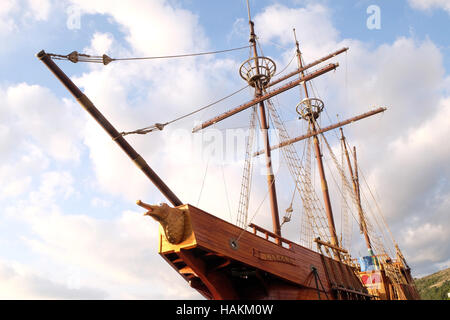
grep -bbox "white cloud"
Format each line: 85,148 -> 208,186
91,197 -> 111,208
0,0 -> 18,34
0,143 -> 49,201
404,223 -> 448,250
409,0 -> 450,13
29,171 -> 75,203
1,83 -> 84,162
0,78 -> 78,203
0,259 -> 107,299
9,203 -> 202,299
0,0 -> 52,35
324,37 -> 447,223
227,17 -> 247,43
1,176 -> 32,198
69,0 -> 208,55
1,163 -> 202,299
254,3 -> 339,59
84,32 -> 115,56
402,222 -> 450,265
25,0 -> 51,21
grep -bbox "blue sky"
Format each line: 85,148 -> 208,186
0,0 -> 449,299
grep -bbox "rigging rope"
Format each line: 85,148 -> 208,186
120,84 -> 250,136
274,50 -> 297,77
316,122 -> 393,262
47,45 -> 252,65
48,44 -> 256,136
120,41 -> 296,136
265,98 -> 332,248
235,174 -> 277,244
236,106 -> 258,228
346,140 -> 396,257
196,155 -> 211,207
221,161 -> 234,223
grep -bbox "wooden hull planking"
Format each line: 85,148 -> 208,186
157,204 -> 372,300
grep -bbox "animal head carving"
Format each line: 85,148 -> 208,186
142,202 -> 170,221
137,200 -> 186,244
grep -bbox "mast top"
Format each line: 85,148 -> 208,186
240,1 -> 277,89
239,56 -> 276,88
246,0 -> 252,23
296,97 -> 325,121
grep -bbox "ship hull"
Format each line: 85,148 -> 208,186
157,204 -> 372,300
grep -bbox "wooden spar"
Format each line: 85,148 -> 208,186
192,63 -> 339,133
253,107 -> 387,156
267,47 -> 348,88
314,238 -> 348,254
293,29 -> 311,101
247,20 -> 281,240
340,129 -> 372,252
36,50 -> 183,207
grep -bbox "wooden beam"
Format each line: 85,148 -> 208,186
36,50 -> 183,207
332,286 -> 374,298
249,223 -> 293,248
192,63 -> 339,132
267,47 -> 348,88
178,249 -> 238,300
253,107 -> 387,156
314,238 -> 348,254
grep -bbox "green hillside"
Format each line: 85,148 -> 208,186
414,267 -> 450,300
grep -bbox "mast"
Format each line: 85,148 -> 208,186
191,5 -> 341,241
245,4 -> 281,238
353,146 -> 374,254
266,47 -> 348,88
340,129 -> 373,253
293,29 -> 340,251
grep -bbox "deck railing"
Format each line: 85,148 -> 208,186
248,223 -> 293,249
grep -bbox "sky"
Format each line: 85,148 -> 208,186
0,0 -> 449,299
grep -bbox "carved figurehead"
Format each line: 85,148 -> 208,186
137,200 -> 186,244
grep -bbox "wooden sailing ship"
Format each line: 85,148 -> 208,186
36,3 -> 420,300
